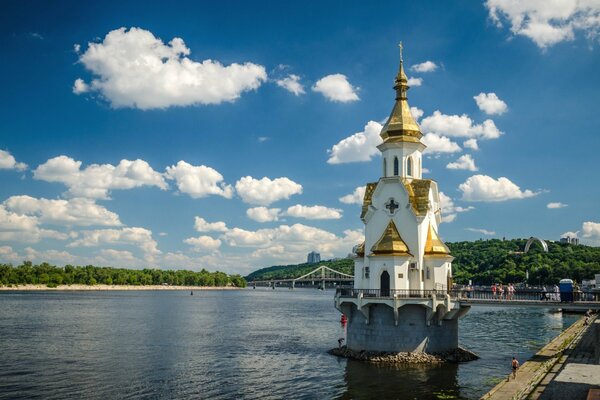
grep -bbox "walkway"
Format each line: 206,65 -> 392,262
481,317 -> 589,400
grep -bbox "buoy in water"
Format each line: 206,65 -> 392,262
190,291 -> 193,296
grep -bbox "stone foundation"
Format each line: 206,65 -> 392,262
344,303 -> 460,353
328,346 -> 479,364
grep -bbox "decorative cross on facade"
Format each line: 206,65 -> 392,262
385,198 -> 399,214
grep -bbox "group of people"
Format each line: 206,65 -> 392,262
491,283 -> 516,300
540,284 -> 561,301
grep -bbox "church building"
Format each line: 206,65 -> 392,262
335,45 -> 470,353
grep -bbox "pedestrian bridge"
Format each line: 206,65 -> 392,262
250,265 -> 354,289
335,288 -> 600,311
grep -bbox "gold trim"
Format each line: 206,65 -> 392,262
424,223 -> 450,255
402,178 -> 431,216
360,182 -> 378,221
369,220 -> 412,256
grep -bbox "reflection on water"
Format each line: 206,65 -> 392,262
0,289 -> 578,399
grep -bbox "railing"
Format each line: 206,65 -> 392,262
335,287 -> 447,299
336,287 -> 600,303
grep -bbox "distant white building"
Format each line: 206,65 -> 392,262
560,236 -> 579,245
307,251 -> 321,264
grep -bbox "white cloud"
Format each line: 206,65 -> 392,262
474,92 -> 508,115
0,149 -> 27,171
439,192 -> 474,223
327,121 -> 383,164
420,111 -> 503,139
0,205 -> 68,243
547,202 -> 568,209
165,161 -> 233,199
246,207 -> 281,223
235,176 -> 302,206
459,175 -> 539,202
194,216 -> 228,232
275,74 -> 305,95
72,78 -> 89,94
258,136 -> 269,142
0,246 -> 20,263
422,133 -> 462,154
339,186 -> 366,205
94,249 -> 141,266
466,227 -> 496,236
582,221 -> 600,239
446,154 -> 478,171
410,106 -> 424,121
407,77 -> 423,87
486,0 -> 600,48
463,138 -> 479,150
184,235 -> 222,251
75,27 -> 267,109
34,156 -> 167,199
410,61 -> 438,72
285,204 -> 342,220
312,74 -> 359,102
4,195 -> 122,226
24,247 -> 78,265
561,231 -> 579,238
68,227 -> 160,262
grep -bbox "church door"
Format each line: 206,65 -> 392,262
380,271 -> 390,297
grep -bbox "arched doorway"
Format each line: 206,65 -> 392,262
380,271 -> 390,297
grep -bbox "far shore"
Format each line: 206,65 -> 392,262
0,284 -> 242,291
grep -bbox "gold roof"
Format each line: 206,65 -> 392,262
355,241 -> 365,257
360,182 -> 378,221
424,223 -> 450,256
402,178 -> 432,216
370,220 -> 412,257
380,44 -> 423,144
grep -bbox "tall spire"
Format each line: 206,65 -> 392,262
380,42 -> 423,144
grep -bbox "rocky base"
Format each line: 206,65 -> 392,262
328,346 -> 479,365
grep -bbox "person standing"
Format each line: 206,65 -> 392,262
492,283 -> 497,299
507,283 -> 515,301
511,357 -> 520,380
499,283 -> 505,300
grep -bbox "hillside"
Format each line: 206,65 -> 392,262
246,239 -> 600,285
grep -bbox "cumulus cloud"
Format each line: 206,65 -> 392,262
285,204 -> 342,220
463,138 -> 479,150
486,0 -> 600,48
72,78 -> 89,94
422,133 -> 461,154
194,216 -> 228,232
0,149 -> 27,171
582,221 -> 600,239
459,175 -> 538,202
4,195 -> 121,226
420,111 -> 503,140
34,156 -> 167,199
235,176 -> 302,206
312,74 -> 359,102
410,61 -> 438,72
246,207 -> 281,223
439,192 -> 474,223
94,249 -> 141,266
466,227 -> 496,236
327,121 -> 383,164
410,106 -> 424,121
547,202 -> 568,209
446,154 -> 478,171
339,186 -> 366,205
184,235 -> 222,251
165,161 -> 233,199
474,92 -> 508,115
74,27 -> 267,109
561,231 -> 579,238
407,77 -> 422,87
68,227 -> 160,262
0,205 -> 68,243
275,74 -> 305,95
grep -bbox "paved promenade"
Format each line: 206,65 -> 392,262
481,316 -> 589,400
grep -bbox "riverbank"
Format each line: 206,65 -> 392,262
0,284 -> 241,291
482,315 -> 590,399
328,346 -> 479,364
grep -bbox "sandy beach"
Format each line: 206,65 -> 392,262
0,284 -> 242,291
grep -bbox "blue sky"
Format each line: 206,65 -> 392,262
1,0 -> 599,274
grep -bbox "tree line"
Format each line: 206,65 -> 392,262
245,239 -> 600,285
0,262 -> 247,288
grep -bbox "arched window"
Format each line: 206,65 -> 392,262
393,157 -> 399,176
383,158 -> 387,177
407,157 -> 413,177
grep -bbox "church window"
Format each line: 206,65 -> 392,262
407,156 -> 413,177
364,266 -> 370,279
426,267 -> 430,280
393,157 -> 399,176
383,158 -> 387,177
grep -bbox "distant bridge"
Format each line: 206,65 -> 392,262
250,265 -> 354,289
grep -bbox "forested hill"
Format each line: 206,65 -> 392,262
246,239 -> 600,285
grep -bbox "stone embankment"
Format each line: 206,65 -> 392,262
328,346 -> 479,364
0,284 -> 240,291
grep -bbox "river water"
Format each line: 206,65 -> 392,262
0,289 -> 579,399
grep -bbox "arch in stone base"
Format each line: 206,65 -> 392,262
524,237 -> 548,253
